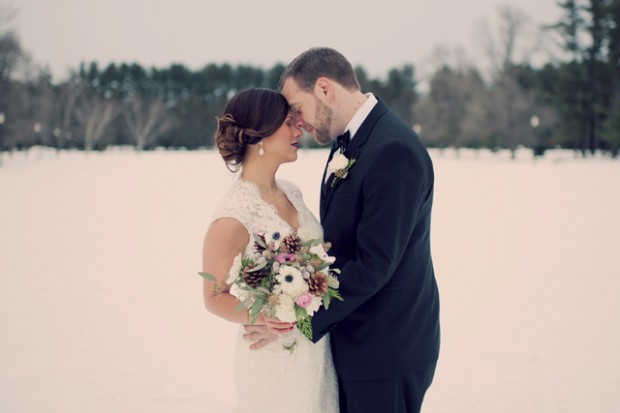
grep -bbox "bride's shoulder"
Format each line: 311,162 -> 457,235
212,179 -> 257,215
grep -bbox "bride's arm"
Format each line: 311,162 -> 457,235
202,217 -> 253,324
202,217 -> 296,334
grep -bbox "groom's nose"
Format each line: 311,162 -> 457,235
292,112 -> 305,129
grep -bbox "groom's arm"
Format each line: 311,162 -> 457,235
311,141 -> 431,342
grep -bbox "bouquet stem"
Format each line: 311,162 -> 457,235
280,330 -> 298,354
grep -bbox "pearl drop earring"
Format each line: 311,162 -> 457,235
259,143 -> 265,156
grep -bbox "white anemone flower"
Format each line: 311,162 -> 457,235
274,292 -> 297,323
304,295 -> 323,316
226,253 -> 243,285
229,283 -> 248,302
276,266 -> 308,296
310,244 -> 336,264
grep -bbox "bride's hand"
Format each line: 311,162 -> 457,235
242,325 -> 277,350
242,314 -> 296,350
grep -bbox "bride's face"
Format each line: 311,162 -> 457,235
261,112 -> 302,164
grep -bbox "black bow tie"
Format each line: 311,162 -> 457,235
336,130 -> 351,152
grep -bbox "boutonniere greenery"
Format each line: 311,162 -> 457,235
327,152 -> 356,187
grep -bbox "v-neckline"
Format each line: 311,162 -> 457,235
239,178 -> 301,230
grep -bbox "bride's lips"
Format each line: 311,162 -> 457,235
291,142 -> 299,149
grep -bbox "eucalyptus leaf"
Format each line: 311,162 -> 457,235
246,261 -> 267,272
198,272 -> 217,281
251,298 -> 265,315
302,238 -> 322,247
256,287 -> 271,295
249,313 -> 260,324
253,233 -> 266,249
318,262 -> 330,271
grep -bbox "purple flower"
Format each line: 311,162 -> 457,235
275,253 -> 297,264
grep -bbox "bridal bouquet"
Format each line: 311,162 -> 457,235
200,229 -> 342,348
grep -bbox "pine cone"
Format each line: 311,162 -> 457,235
243,265 -> 270,288
308,272 -> 329,296
253,233 -> 267,253
281,230 -> 302,254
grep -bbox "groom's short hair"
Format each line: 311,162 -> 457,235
280,47 -> 361,92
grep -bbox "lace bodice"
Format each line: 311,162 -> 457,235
211,178 -> 323,255
210,177 -> 338,413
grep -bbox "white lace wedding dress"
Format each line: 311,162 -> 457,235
211,178 -> 339,413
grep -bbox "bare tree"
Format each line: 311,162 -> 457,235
476,5 -> 543,77
491,73 -> 537,158
460,88 -> 495,153
54,78 -> 85,151
123,96 -> 172,151
29,71 -> 55,150
427,44 -> 471,73
415,64 -> 486,154
74,91 -> 119,151
473,5 -> 546,159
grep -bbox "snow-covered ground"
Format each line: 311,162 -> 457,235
1,147 -> 619,412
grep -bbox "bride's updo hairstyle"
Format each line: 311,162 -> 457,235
214,88 -> 290,171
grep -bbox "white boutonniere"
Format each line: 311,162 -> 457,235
327,152 -> 356,187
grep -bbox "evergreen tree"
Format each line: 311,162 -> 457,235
0,8 -> 23,164
601,97 -> 620,156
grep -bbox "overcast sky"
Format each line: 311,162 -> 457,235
8,0 -> 563,82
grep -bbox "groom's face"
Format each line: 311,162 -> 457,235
282,78 -> 334,145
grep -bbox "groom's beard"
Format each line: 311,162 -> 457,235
313,97 -> 334,145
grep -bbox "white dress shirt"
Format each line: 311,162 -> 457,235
325,93 -> 378,183
343,93 -> 378,143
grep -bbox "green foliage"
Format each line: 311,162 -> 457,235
550,0 -> 619,154
357,64 -> 418,126
601,97 -> 620,154
3,0 -> 620,157
295,308 -> 313,341
198,272 -> 217,281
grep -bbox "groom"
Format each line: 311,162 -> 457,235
249,47 -> 440,413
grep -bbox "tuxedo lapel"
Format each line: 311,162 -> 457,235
320,99 -> 390,221
320,141 -> 340,220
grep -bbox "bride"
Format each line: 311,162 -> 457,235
201,88 -> 339,413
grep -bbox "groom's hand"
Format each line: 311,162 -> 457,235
242,325 -> 278,350
243,315 -> 296,350
262,315 -> 296,334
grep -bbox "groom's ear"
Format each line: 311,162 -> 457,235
314,77 -> 335,102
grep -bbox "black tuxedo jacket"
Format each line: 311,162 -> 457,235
312,98 -> 440,381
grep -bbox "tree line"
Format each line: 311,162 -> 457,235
0,1 -> 619,165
